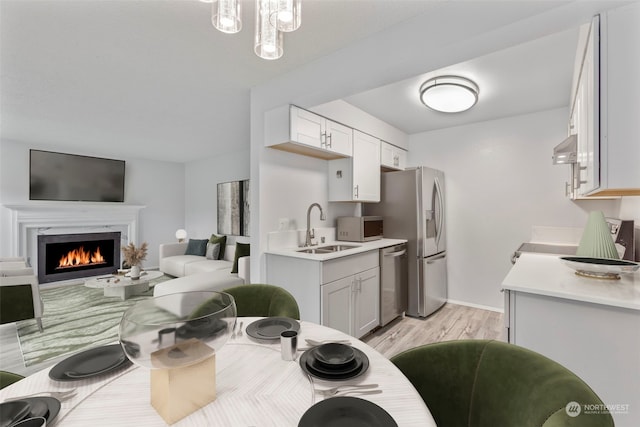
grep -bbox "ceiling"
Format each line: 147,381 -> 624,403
0,0 -> 596,163
343,27 -> 580,135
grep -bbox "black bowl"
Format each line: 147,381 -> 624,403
312,343 -> 356,369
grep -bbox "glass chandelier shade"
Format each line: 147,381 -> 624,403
255,0 -> 283,60
419,76 -> 479,113
212,0 -> 242,34
269,0 -> 301,32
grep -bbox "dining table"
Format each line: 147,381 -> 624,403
0,317 -> 436,426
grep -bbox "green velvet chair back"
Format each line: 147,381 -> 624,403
223,284 -> 300,320
391,340 -> 613,427
0,370 -> 24,389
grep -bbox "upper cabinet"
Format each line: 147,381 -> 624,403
569,4 -> 640,198
265,105 -> 353,160
328,130 -> 381,202
380,141 -> 407,171
570,16 -> 600,197
597,3 -> 640,196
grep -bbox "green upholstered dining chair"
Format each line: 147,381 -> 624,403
0,370 -> 25,389
0,267 -> 44,332
391,340 -> 613,427
222,284 -> 300,320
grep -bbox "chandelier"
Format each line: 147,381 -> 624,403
206,0 -> 302,60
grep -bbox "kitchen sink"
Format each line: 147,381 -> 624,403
296,244 -> 360,254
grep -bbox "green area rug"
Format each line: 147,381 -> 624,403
16,274 -> 171,367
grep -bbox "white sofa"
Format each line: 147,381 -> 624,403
153,242 -> 250,297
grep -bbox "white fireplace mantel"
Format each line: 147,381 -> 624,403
3,203 -> 145,269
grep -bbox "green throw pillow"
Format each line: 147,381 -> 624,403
231,242 -> 250,274
185,239 -> 208,256
209,234 -> 227,259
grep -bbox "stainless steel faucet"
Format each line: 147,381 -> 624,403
305,203 -> 326,247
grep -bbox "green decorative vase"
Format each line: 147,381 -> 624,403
576,211 -> 620,259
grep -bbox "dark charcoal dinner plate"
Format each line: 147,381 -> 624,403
246,317 -> 300,340
298,396 -> 397,427
49,344 -> 131,381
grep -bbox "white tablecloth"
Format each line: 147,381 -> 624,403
0,318 -> 435,426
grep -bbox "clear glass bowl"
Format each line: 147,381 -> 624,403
119,291 -> 237,369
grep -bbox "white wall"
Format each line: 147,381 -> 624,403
0,139 -> 185,269
408,108 -> 620,309
184,148 -> 250,240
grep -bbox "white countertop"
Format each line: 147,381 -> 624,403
265,238 -> 407,261
502,253 -> 640,310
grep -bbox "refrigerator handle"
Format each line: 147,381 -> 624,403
434,177 -> 444,248
426,253 -> 446,263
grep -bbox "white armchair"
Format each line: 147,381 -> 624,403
0,267 -> 44,332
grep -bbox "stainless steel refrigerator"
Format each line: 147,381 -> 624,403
364,166 -> 447,317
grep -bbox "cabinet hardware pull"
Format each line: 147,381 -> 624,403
326,133 -> 332,148
354,185 -> 359,198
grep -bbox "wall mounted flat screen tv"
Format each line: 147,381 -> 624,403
30,149 -> 126,202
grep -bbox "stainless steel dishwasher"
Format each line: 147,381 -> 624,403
380,243 -> 408,326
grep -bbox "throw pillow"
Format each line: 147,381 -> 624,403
231,242 -> 250,274
205,242 -> 220,260
185,239 -> 208,256
209,234 -> 227,259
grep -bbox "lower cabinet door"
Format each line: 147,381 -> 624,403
321,276 -> 354,336
354,267 -> 380,338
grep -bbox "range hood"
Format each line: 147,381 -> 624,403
552,134 -> 578,165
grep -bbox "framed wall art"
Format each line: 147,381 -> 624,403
217,179 -> 250,236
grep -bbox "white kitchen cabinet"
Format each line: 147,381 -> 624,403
321,266 -> 380,338
353,267 -> 380,337
505,290 -> 639,427
573,15 -> 599,197
597,3 -> 640,196
380,141 -> 407,171
328,130 -> 381,202
321,275 -> 354,335
502,254 -> 640,427
567,5 -> 640,197
265,248 -> 380,338
321,264 -> 380,338
265,105 -> 353,160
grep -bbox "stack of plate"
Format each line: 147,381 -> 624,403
0,398 -> 61,427
300,343 -> 369,380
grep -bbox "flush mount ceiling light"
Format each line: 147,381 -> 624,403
419,76 -> 479,113
209,0 -> 302,60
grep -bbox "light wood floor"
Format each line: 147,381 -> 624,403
362,302 -> 504,359
0,302 -> 504,377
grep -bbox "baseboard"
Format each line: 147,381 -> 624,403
447,299 -> 504,313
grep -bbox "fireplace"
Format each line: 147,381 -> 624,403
37,232 -> 121,283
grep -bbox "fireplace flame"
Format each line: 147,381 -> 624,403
58,246 -> 106,268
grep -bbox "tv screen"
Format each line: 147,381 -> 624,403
29,150 -> 126,202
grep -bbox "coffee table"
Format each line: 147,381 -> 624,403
84,270 -> 164,300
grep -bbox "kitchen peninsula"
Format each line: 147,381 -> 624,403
266,238 -> 406,339
502,253 -> 640,427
